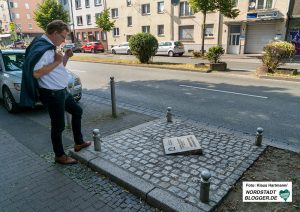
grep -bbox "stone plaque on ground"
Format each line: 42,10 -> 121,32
163,135 -> 202,155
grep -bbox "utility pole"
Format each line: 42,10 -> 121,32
69,0 -> 76,42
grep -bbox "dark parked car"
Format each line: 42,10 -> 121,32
62,43 -> 82,53
81,42 -> 105,53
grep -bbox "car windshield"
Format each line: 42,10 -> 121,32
2,53 -> 25,72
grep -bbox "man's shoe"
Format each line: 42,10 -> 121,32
55,155 -> 78,165
74,141 -> 92,152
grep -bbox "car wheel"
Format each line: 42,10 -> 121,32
178,53 -> 184,56
112,49 -> 116,54
168,51 -> 174,57
81,49 -> 85,53
127,50 -> 132,55
3,87 -> 18,113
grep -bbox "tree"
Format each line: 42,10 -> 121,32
129,33 -> 158,64
188,0 -> 239,56
34,0 -> 69,32
96,9 -> 115,52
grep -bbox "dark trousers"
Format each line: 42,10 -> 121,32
39,88 -> 84,157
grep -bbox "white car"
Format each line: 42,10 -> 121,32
111,42 -> 132,55
0,49 -> 82,113
156,41 -> 185,57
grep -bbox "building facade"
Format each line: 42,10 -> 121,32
6,0 -> 44,42
67,0 -> 106,47
287,0 -> 300,55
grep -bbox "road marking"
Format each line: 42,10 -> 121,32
179,85 -> 268,99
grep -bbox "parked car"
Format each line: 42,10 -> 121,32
0,49 -> 82,113
111,42 -> 132,55
156,41 -> 185,57
62,43 -> 82,53
81,42 -> 105,53
7,41 -> 27,49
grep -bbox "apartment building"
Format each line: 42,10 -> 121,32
6,0 -> 43,41
106,0 -> 221,52
223,0 -> 290,54
71,0 -> 106,46
287,0 -> 300,55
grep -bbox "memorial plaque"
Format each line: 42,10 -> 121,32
163,135 -> 202,155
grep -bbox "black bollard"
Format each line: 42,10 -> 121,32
166,107 -> 173,122
110,77 -> 117,118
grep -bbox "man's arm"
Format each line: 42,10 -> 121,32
63,49 -> 73,66
33,52 -> 63,79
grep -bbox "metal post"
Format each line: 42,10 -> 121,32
110,77 -> 117,118
65,112 -> 71,129
255,127 -> 264,146
166,107 -> 173,122
93,129 -> 101,151
200,170 -> 211,203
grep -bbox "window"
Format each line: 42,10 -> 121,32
76,32 -> 81,41
11,13 -> 15,20
9,2 -> 14,8
142,26 -> 150,33
25,3 -> 29,9
179,1 -> 193,16
112,27 -> 119,36
82,32 -> 87,41
15,13 -> 20,19
77,16 -> 83,25
95,31 -> 100,41
127,0 -> 132,6
95,13 -> 101,20
127,16 -> 132,27
157,2 -> 164,13
75,0 -> 82,9
249,0 -> 273,10
101,31 -> 106,40
26,14 -> 31,19
85,0 -> 90,7
60,0 -> 67,5
95,0 -> 101,6
86,14 -> 91,25
204,24 -> 214,37
179,25 -> 194,41
157,25 -> 164,35
141,4 -> 150,15
111,8 -> 118,18
14,2 -> 18,8
28,24 -> 32,29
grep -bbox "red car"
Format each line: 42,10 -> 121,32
81,42 -> 105,53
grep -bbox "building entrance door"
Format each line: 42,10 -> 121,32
228,25 -> 241,54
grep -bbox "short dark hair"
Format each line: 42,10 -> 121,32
46,20 -> 69,34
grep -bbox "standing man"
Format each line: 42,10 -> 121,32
20,20 -> 91,164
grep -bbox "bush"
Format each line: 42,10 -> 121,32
129,33 -> 158,63
206,46 -> 225,63
262,41 -> 296,72
192,51 -> 201,58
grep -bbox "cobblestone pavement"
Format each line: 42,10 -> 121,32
0,93 -> 158,211
72,118 -> 267,211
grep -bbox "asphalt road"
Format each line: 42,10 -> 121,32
67,61 -> 300,151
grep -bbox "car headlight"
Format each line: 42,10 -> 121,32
14,83 -> 21,91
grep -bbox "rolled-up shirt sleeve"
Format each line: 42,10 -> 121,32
33,50 -> 55,71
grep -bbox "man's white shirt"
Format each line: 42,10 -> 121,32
34,35 -> 68,90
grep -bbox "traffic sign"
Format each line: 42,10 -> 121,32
9,22 -> 15,31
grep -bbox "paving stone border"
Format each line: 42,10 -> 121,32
71,118 -> 267,211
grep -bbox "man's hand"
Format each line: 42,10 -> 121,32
64,49 -> 74,58
54,52 -> 63,64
